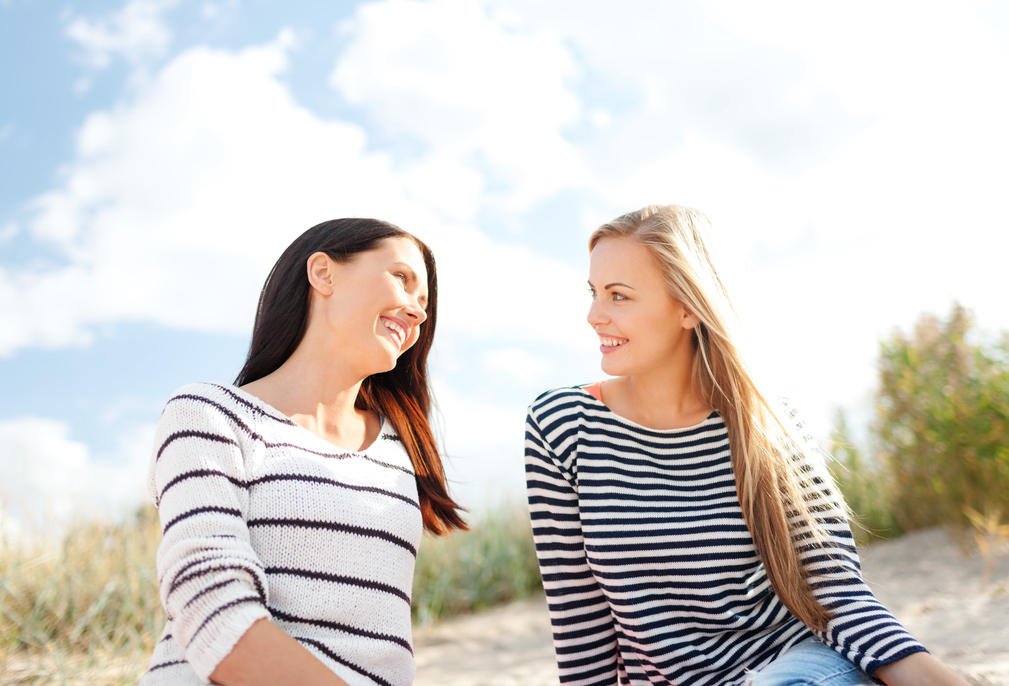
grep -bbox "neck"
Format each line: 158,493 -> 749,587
607,345 -> 711,430
239,329 -> 378,451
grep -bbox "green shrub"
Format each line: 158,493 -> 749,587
833,303 -> 1009,538
874,303 -> 1009,531
411,503 -> 542,624
829,408 -> 901,545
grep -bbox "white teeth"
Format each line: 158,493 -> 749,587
599,336 -> 624,347
384,319 -> 406,347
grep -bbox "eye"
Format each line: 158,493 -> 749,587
588,288 -> 597,298
612,292 -> 627,301
393,272 -> 408,283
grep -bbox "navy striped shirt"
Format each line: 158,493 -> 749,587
525,386 -> 924,686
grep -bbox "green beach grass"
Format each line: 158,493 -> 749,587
0,503 -> 542,682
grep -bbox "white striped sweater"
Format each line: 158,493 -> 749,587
141,383 -> 421,686
525,386 -> 925,686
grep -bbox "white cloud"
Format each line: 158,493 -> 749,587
476,0 -> 1009,438
3,24 -> 596,363
65,0 -> 178,69
7,0 -> 1009,508
0,222 -> 16,244
331,0 -> 587,211
427,224 -> 590,348
485,0 -> 864,182
430,380 -> 528,510
0,418 -> 153,543
0,418 -> 89,542
480,347 -> 554,388
2,33 -> 402,355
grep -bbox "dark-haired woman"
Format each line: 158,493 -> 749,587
525,205 -> 967,686
141,219 -> 464,686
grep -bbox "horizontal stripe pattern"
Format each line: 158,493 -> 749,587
525,386 -> 925,686
141,382 -> 422,686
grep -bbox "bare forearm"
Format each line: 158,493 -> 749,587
874,651 -> 969,686
209,618 -> 350,686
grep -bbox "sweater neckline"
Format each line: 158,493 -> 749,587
575,383 -> 720,435
218,383 -> 388,455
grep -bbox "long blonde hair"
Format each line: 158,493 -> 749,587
590,204 -> 837,631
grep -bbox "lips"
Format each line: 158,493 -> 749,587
381,316 -> 409,349
598,334 -> 627,353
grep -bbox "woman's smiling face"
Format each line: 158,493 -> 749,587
587,236 -> 697,378
311,236 -> 429,377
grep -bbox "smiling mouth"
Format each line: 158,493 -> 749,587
599,335 -> 626,349
381,317 -> 408,349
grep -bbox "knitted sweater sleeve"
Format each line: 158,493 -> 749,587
147,387 -> 271,683
525,401 -> 619,686
783,402 -> 927,676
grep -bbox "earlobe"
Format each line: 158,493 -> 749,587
306,252 -> 335,296
683,311 -> 700,330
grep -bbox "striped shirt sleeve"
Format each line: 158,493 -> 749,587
148,390 -> 271,682
525,408 -> 620,685
782,402 -> 927,676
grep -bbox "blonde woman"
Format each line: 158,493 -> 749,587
524,205 -> 966,686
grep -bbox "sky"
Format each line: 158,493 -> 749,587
1,0 -> 1008,541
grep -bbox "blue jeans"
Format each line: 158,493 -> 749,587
743,636 -> 877,686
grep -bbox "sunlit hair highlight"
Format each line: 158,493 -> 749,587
589,204 -> 838,631
235,218 -> 465,536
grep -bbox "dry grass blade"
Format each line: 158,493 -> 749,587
963,505 -> 1009,588
1,502 -> 543,680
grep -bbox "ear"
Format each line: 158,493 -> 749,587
681,309 -> 701,330
306,252 -> 335,296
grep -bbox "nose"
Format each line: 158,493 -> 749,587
404,299 -> 427,326
586,296 -> 606,328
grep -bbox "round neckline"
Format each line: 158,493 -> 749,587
576,383 -> 719,434
220,382 -> 386,455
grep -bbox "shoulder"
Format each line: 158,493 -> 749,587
526,385 -> 600,440
772,396 -> 830,475
773,397 -> 816,446
149,384 -> 264,500
528,385 -> 594,419
157,382 -> 283,440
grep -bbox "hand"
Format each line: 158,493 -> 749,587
874,651 -> 969,686
210,618 -> 351,686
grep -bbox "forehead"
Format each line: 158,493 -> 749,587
368,236 -> 428,287
375,235 -> 425,267
589,237 -> 660,281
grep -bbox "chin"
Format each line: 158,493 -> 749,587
364,350 -> 399,377
599,357 -> 624,377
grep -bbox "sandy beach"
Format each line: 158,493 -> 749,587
1,527 -> 1004,685
414,527 -> 1009,686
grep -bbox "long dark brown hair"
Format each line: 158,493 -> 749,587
235,218 -> 466,535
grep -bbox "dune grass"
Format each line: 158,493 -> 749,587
412,503 -> 542,625
0,502 -> 541,681
0,506 -> 164,683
